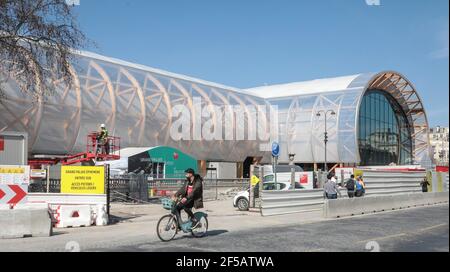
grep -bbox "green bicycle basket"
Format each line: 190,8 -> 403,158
161,198 -> 175,210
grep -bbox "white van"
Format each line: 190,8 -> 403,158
262,165 -> 314,190
233,179 -> 305,211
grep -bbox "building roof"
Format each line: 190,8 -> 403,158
244,74 -> 363,98
116,147 -> 157,158
75,50 -> 253,96
77,50 -> 367,100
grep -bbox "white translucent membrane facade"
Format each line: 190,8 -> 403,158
247,72 -> 432,165
0,51 -> 270,163
0,48 -> 431,165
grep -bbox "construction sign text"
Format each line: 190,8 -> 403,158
61,166 -> 105,194
0,165 -> 30,185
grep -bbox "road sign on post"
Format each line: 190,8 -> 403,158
271,142 -> 280,187
0,184 -> 27,204
249,164 -> 254,209
259,167 -> 264,211
271,142 -> 280,157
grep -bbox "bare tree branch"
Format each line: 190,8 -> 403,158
0,0 -> 86,100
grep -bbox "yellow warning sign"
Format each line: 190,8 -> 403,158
251,175 -> 260,186
0,167 -> 25,174
61,166 -> 105,194
354,169 -> 364,178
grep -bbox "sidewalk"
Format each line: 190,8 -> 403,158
109,199 -> 325,227
0,198 -> 325,252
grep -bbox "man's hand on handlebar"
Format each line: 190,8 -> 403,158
172,195 -> 185,202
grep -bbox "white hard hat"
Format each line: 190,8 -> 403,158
100,124 -> 105,128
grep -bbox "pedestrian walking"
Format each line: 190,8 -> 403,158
324,175 -> 342,200
344,174 -> 357,198
420,177 -> 430,193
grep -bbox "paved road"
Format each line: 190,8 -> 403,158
95,204 -> 449,252
1,202 -> 448,252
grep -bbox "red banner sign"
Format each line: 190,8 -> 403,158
0,136 -> 4,151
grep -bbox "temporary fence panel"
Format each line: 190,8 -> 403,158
261,189 -> 325,216
261,169 -> 426,216
358,169 -> 424,196
428,171 -> 449,193
446,174 -> 449,192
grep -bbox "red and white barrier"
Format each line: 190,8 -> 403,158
55,205 -> 91,228
28,193 -> 108,228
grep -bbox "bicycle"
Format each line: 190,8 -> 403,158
156,197 -> 208,242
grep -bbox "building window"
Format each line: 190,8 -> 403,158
358,90 -> 413,166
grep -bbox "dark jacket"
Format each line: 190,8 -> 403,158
344,178 -> 356,191
175,174 -> 204,209
420,180 -> 430,192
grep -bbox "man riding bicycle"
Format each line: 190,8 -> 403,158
172,168 -> 204,229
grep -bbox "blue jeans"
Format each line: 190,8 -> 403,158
327,193 -> 338,199
173,199 -> 195,225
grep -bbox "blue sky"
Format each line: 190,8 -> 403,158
74,0 -> 449,127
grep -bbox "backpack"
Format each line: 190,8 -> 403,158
346,179 -> 355,191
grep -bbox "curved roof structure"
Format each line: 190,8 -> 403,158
245,74 -> 362,98
258,71 -> 431,165
0,50 -> 431,166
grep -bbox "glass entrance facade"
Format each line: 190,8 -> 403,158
358,90 -> 413,166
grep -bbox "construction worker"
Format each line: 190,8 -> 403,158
97,124 -> 109,154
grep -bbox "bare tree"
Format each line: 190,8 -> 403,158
0,0 -> 86,99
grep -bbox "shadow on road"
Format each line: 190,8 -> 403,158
172,229 -> 229,241
206,229 -> 229,237
51,231 -> 68,236
108,214 -> 147,225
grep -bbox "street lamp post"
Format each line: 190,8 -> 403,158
316,110 -> 336,173
289,153 -> 296,190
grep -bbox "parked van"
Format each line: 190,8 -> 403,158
262,165 -> 314,190
233,180 -> 305,211
261,164 -> 304,176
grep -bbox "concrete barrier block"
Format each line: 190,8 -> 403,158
0,207 -> 52,239
29,209 -> 52,237
324,192 -> 449,218
0,209 -> 31,239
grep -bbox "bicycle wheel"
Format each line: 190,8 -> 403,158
191,215 -> 208,238
157,214 -> 178,242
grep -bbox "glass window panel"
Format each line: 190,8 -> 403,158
361,98 -> 365,118
375,97 -> 380,121
365,95 -> 370,119
371,97 -> 376,118
358,90 -> 412,166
